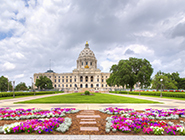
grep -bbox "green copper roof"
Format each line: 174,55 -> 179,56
45,69 -> 55,73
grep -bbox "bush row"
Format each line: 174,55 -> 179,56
0,91 -> 63,98
109,91 -> 185,98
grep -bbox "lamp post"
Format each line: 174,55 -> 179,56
30,77 -> 33,92
13,81 -> 15,98
127,84 -> 129,94
30,77 -> 35,96
160,79 -> 163,98
138,82 -> 141,95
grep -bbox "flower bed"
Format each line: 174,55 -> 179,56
0,117 -> 72,134
101,107 -> 185,135
0,108 -> 79,120
99,107 -> 135,115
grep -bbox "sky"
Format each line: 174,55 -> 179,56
0,0 -> 185,87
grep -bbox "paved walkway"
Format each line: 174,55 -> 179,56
0,135 -> 184,140
0,92 -> 185,110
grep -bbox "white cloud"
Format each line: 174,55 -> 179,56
2,62 -> 16,71
14,74 -> 24,79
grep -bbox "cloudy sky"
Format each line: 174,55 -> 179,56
1,0 -> 185,86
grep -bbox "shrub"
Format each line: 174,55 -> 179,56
109,91 -> 185,98
84,91 -> 90,95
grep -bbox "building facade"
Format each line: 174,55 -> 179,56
34,41 -> 116,92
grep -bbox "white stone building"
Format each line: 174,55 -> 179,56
34,41 -> 116,92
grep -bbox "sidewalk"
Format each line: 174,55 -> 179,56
0,135 -> 184,140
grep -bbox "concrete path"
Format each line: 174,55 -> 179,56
0,135 -> 184,140
0,92 -> 185,110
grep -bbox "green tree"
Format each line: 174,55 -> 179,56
15,82 -> 28,91
35,76 -> 53,90
178,78 -> 185,89
107,57 -> 153,91
152,71 -> 178,90
0,76 -> 12,91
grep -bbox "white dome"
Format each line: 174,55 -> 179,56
78,42 -> 96,60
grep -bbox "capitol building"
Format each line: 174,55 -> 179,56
34,41 -> 118,92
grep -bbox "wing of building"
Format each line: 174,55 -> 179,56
34,41 -> 122,92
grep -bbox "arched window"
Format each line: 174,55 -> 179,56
80,76 -> 83,82
91,76 -> 93,82
91,84 -> 93,88
86,84 -> 88,88
80,84 -> 83,88
85,76 -> 88,82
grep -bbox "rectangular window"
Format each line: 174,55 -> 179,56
102,79 -> 103,82
62,79 -> 64,82
106,76 -> 107,78
66,84 -> 68,87
58,76 -> 60,78
70,84 -> 72,87
55,79 -> 56,82
102,76 -> 103,78
62,84 -> 64,87
66,79 -> 68,82
70,79 -> 72,82
70,76 -> 72,78
58,79 -> 60,82
49,76 -> 51,78
58,84 -> 60,87
86,62 -> 88,65
90,62 -> 92,65
62,76 -> 64,78
66,76 -> 68,78
97,79 -> 99,82
74,79 -> 76,82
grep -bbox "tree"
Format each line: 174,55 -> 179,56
15,82 -> 28,91
177,78 -> 185,89
0,76 -> 13,92
35,76 -> 53,90
152,71 -> 178,90
107,57 -> 153,91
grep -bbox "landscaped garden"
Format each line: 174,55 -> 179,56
0,91 -> 63,100
110,91 -> 185,100
0,107 -> 185,135
14,93 -> 160,104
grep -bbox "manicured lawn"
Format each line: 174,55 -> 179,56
124,94 -> 185,101
15,93 -> 161,104
0,94 -> 58,100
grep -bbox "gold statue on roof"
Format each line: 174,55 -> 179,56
85,65 -> 89,68
86,41 -> 88,44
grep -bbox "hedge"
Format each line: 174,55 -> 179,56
109,91 -> 185,98
0,91 -> 63,98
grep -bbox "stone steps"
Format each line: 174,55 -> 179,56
77,110 -> 100,132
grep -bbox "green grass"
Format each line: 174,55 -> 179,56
15,93 -> 161,104
0,93 -> 59,100
124,94 -> 185,101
